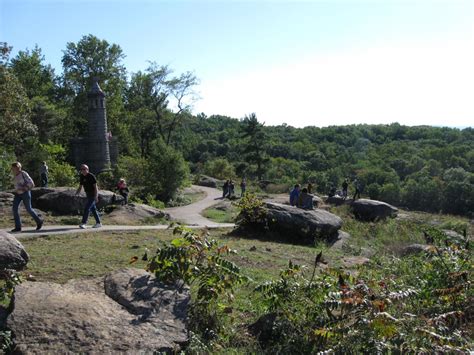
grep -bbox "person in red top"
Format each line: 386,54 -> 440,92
116,178 -> 129,205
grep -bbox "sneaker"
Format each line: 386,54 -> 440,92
92,223 -> 102,228
36,220 -> 44,231
79,224 -> 87,229
10,228 -> 21,233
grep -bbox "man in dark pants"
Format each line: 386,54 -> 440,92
76,164 -> 102,229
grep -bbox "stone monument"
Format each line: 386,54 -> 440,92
71,79 -> 118,174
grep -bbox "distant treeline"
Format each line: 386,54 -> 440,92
1,36 -> 472,215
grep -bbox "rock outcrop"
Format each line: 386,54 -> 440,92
325,196 -> 347,206
350,199 -> 398,221
7,268 -> 189,353
107,203 -> 169,224
265,202 -> 343,241
195,175 -> 218,188
0,231 -> 29,271
399,244 -> 432,257
36,189 -> 124,215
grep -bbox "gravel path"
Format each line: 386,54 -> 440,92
2,185 -> 234,238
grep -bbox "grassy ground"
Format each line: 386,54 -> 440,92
14,207 -> 473,353
202,204 -> 239,223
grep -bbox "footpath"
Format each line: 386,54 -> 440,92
1,185 -> 235,239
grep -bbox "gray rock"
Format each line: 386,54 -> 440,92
442,230 -> 465,243
8,268 -> 189,353
107,203 -> 169,222
0,191 -> 14,203
351,199 -> 398,221
0,231 -> 29,271
195,175 -> 218,188
330,230 -> 351,249
265,202 -> 343,241
399,243 -> 432,256
312,195 -> 323,207
325,195 -> 347,206
36,189 -> 124,215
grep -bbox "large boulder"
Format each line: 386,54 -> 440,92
325,195 -> 347,206
195,175 -> 218,188
7,268 -> 189,353
0,192 -> 14,209
0,231 -> 29,271
107,203 -> 169,224
350,199 -> 398,221
36,189 -> 124,215
265,202 -> 343,241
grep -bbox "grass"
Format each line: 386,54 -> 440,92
202,204 -> 239,223
13,207 -> 473,352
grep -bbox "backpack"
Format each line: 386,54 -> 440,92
22,171 -> 35,191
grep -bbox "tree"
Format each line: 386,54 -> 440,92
61,34 -> 126,135
240,113 -> 268,180
146,140 -> 189,201
0,43 -> 36,150
10,45 -> 56,100
125,62 -> 198,148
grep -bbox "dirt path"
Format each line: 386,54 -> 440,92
2,185 -> 234,238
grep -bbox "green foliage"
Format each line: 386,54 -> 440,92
203,158 -> 235,180
0,269 -> 21,351
146,226 -> 248,335
96,170 -> 116,191
0,149 -> 16,191
252,229 -> 472,353
235,193 -> 268,230
146,140 -> 189,202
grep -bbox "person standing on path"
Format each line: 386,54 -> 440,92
240,178 -> 246,197
76,164 -> 102,229
342,178 -> 349,200
11,162 -> 43,232
353,178 -> 362,200
39,161 -> 49,187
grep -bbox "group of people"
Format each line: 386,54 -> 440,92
289,184 -> 314,210
329,178 -> 362,200
222,179 -> 246,199
9,161 -> 130,232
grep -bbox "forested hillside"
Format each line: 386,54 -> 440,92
1,37 -> 472,216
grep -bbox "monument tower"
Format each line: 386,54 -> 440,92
71,79 -> 117,174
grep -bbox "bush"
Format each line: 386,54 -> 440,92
48,160 -> 77,187
203,158 -> 235,180
0,148 -> 16,191
147,140 -> 189,202
235,193 -> 267,231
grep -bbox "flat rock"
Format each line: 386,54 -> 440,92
265,202 -> 343,241
0,231 -> 29,271
399,243 -> 432,257
36,189 -> 124,215
107,203 -> 169,224
350,199 -> 398,221
342,256 -> 370,268
8,268 -> 189,353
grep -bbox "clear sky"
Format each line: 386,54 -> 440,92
1,0 -> 473,128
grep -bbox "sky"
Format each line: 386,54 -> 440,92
1,0 -> 473,128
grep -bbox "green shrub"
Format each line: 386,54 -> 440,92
235,193 -> 267,231
146,226 -> 248,336
203,158 -> 235,180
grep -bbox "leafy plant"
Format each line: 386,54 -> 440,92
145,226 -> 249,337
235,193 -> 267,231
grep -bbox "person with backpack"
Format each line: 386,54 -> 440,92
39,161 -> 49,187
10,162 -> 43,232
76,164 -> 102,229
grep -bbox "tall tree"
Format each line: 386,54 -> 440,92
0,43 -> 37,150
240,113 -> 268,180
10,45 -> 56,100
61,34 -> 126,135
125,62 -> 198,150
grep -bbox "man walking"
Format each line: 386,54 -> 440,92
76,164 -> 102,229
